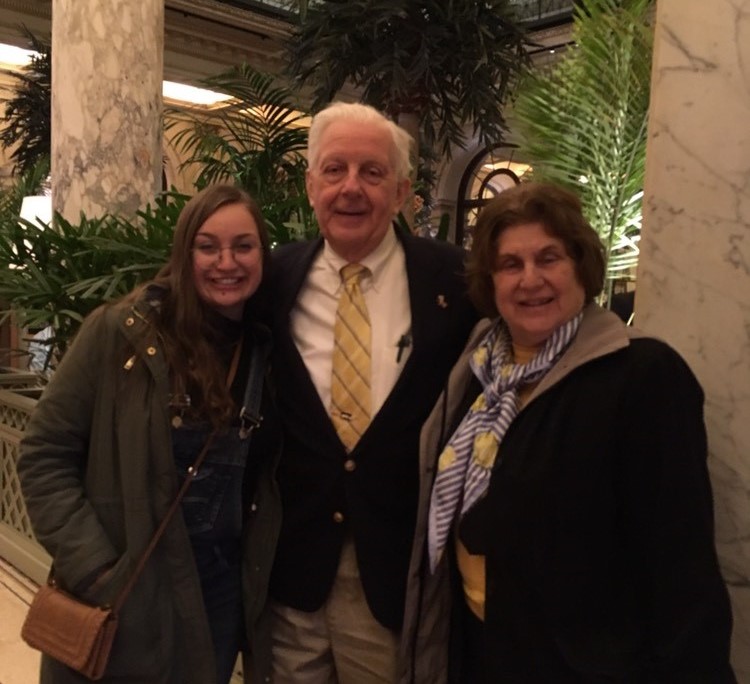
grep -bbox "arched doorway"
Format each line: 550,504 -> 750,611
455,144 -> 531,249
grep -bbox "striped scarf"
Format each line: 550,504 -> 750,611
427,313 -> 583,572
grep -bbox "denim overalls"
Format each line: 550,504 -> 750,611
171,328 -> 267,684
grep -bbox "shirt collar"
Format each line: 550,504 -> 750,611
322,226 -> 399,293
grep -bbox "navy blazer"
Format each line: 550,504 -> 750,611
267,229 -> 478,629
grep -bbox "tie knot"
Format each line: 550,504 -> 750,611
341,263 -> 367,286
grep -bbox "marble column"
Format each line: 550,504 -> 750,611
637,0 -> 750,679
51,0 -> 164,220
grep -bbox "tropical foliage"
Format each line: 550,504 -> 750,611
0,191 -> 187,365
286,0 -> 530,160
165,63 -> 316,245
0,30 -> 51,175
1,60 -> 318,367
0,158 -> 50,221
512,0 -> 654,287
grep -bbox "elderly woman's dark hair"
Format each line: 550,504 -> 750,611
467,182 -> 606,317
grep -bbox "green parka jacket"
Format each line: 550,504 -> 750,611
18,292 -> 281,684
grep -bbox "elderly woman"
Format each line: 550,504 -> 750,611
401,182 -> 735,683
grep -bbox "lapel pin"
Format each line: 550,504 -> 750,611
437,294 -> 448,308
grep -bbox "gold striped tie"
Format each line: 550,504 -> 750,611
331,263 -> 371,451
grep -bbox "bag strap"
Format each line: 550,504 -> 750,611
110,337 -> 244,615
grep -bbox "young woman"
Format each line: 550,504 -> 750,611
19,184 -> 279,684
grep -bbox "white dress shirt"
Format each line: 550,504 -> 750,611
290,228 -> 412,417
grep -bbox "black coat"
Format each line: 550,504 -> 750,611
267,230 -> 477,630
401,306 -> 735,683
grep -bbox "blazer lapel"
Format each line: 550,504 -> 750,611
274,237 -> 324,317
272,238 -> 345,451
358,232 -> 452,442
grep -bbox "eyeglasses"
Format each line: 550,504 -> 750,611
192,241 -> 258,263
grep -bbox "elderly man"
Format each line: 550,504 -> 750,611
263,102 -> 476,683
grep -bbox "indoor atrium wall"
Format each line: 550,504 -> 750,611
638,1 -> 750,678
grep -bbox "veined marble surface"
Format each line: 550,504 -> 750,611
52,0 -> 164,220
638,0 -> 750,678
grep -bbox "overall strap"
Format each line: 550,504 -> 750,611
238,327 -> 270,439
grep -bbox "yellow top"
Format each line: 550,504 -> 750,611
457,342 -> 538,621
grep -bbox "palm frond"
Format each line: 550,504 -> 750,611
286,0 -> 530,159
165,64 -> 315,244
0,28 -> 51,174
513,0 -> 653,284
0,190 -> 188,361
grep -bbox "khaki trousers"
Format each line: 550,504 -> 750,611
270,538 -> 399,684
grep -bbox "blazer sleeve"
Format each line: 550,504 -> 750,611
616,339 -> 735,681
18,308 -> 120,592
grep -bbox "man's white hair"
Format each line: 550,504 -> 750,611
307,101 -> 414,181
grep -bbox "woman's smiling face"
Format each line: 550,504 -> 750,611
191,202 -> 263,320
492,221 -> 585,347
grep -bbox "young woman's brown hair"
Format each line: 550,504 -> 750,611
129,184 -> 270,427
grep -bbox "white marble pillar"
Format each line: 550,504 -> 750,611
637,0 -> 750,678
51,0 -> 164,220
